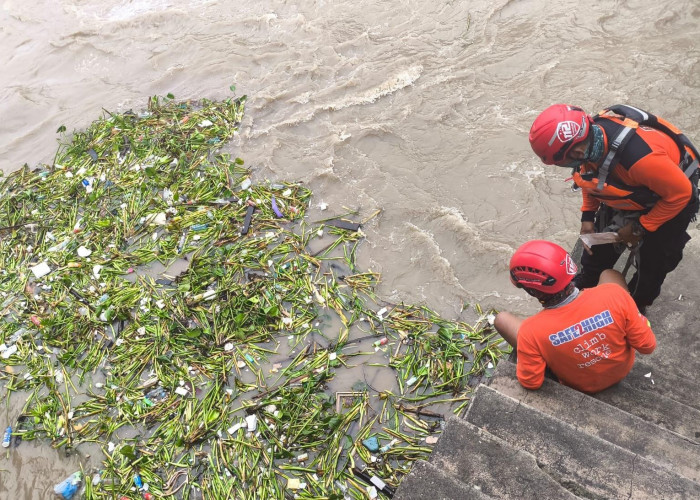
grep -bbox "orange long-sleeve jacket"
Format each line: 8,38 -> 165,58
577,116 -> 693,232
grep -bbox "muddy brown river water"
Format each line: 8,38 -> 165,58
1,0 -> 700,497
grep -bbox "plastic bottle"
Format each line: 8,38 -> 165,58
99,306 -> 114,322
146,387 -> 166,401
81,178 -> 95,193
1,345 -> 17,359
373,337 -> 388,347
379,438 -> 398,453
8,328 -> 27,344
91,470 -> 103,486
2,426 -> 11,447
53,472 -> 82,499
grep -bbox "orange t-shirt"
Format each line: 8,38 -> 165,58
516,283 -> 656,394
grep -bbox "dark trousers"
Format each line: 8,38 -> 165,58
575,201 -> 697,309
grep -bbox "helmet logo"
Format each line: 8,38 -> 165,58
556,121 -> 581,143
564,254 -> 577,275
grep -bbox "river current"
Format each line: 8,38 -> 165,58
1,0 -> 700,496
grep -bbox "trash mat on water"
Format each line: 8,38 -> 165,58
0,94 -> 507,498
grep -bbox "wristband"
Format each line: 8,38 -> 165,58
581,211 -> 596,223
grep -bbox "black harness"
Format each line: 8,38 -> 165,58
592,104 -> 700,192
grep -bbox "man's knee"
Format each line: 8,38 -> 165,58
598,269 -> 629,291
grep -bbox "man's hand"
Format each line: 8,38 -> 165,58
580,221 -> 595,255
617,221 -> 644,247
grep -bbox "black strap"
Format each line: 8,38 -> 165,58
607,104 -> 651,124
682,156 -> 698,179
597,105 -> 700,188
596,125 -> 635,190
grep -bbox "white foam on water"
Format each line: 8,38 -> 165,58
503,160 -> 546,182
429,206 -> 513,256
249,66 -> 423,138
65,0 -> 215,22
402,222 -> 465,290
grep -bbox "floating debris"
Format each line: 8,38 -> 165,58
30,261 -> 52,278
363,436 -> 380,452
271,196 -> 284,218
53,472 -> 82,500
0,94 -> 507,498
2,426 -> 11,448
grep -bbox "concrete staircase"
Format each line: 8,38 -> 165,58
394,264 -> 700,499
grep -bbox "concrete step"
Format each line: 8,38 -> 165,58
393,459 -> 493,500
489,360 -> 700,481
623,357 -> 700,412
644,288 -> 700,379
593,379 -> 700,442
498,355 -> 700,442
429,416 -> 578,499
465,384 -> 700,499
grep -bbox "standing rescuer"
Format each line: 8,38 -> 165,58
494,240 -> 656,394
529,104 -> 700,313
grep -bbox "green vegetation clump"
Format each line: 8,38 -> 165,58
0,94 -> 509,498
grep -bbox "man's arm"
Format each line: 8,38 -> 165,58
631,155 -> 692,232
581,190 -> 601,219
516,332 -> 547,390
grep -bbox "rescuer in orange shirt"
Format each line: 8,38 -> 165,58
529,104 -> 699,314
494,240 -> 656,394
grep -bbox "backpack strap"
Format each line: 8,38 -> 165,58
606,104 -> 651,123
683,157 -> 698,178
595,124 -> 636,190
597,104 -> 700,188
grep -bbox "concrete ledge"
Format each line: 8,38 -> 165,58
431,416 -> 578,499
623,358 -> 700,412
643,283 -> 700,385
466,384 -> 700,499
594,379 -> 700,441
393,460 -> 492,500
489,360 -> 700,481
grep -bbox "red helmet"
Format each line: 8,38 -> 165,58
509,240 -> 577,293
529,104 -> 592,165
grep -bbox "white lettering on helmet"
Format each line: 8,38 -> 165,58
565,254 -> 577,275
556,121 -> 581,142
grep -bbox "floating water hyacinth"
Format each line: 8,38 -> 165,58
0,94 -> 508,499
